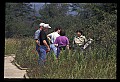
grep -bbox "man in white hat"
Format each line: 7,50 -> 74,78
34,23 -> 45,64
34,23 -> 45,48
39,23 -> 51,65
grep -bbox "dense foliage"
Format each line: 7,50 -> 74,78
5,3 -> 117,44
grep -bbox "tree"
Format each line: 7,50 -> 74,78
68,3 -> 117,48
39,3 -> 69,22
5,3 -> 34,38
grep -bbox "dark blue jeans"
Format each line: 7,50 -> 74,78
36,45 -> 47,65
57,46 -> 66,58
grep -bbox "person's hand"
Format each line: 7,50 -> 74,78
66,45 -> 69,50
37,48 -> 40,51
54,44 -> 58,47
46,47 -> 50,52
36,40 -> 40,46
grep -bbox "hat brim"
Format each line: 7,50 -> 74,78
39,23 -> 45,26
44,26 -> 51,28
48,26 -> 51,28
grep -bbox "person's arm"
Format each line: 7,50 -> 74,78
84,36 -> 87,43
34,30 -> 40,46
41,31 -> 50,51
43,40 -> 50,51
72,37 -> 75,45
47,33 -> 52,41
35,40 -> 40,46
66,37 -> 69,50
54,37 -> 58,47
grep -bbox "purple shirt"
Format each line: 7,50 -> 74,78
54,36 -> 69,46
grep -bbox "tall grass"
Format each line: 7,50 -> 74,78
14,37 -> 37,68
27,42 -> 116,79
5,38 -> 116,79
5,38 -> 20,55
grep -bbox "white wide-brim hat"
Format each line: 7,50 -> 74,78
39,23 -> 45,26
43,24 -> 51,28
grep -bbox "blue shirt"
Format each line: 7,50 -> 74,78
34,29 -> 40,40
34,29 -> 41,51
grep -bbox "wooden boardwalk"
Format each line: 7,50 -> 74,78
4,55 -> 27,79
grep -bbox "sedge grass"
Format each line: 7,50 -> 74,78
5,38 -> 116,79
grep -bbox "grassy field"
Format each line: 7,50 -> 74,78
5,38 -> 20,55
5,38 -> 116,79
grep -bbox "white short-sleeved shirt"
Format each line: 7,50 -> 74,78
47,32 -> 60,44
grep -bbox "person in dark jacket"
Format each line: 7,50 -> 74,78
39,24 -> 51,65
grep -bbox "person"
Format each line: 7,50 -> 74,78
72,30 -> 87,50
47,27 -> 61,59
54,30 -> 69,59
34,23 -> 45,64
39,24 -> 51,65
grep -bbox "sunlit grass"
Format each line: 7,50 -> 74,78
5,38 -> 116,79
5,38 -> 20,55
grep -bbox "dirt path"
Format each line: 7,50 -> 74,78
4,55 -> 27,78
